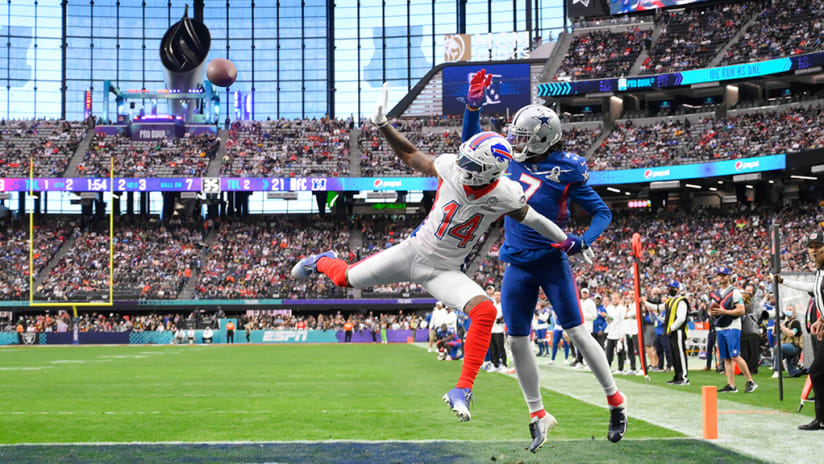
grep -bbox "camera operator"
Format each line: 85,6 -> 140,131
435,324 -> 463,361
776,230 -> 824,430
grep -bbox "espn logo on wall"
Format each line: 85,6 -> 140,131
262,330 -> 308,343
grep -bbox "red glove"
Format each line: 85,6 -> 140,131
467,69 -> 492,108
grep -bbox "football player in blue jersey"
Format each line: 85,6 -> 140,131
461,69 -> 627,452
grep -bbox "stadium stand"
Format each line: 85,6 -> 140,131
554,28 -> 653,81
640,1 -> 757,75
194,216 -> 354,300
722,0 -> 824,65
0,120 -> 87,177
0,219 -> 73,300
590,102 -> 824,170
221,119 -> 351,177
80,132 -> 219,177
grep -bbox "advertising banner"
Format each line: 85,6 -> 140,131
589,154 -> 786,185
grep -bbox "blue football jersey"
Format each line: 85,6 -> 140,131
504,150 -> 610,251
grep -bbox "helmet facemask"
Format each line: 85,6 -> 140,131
455,132 -> 512,186
506,104 -> 563,162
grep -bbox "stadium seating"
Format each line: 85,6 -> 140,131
80,132 -> 219,177
554,28 -> 652,81
722,0 -> 824,65
0,120 -> 87,177
0,219 -> 73,300
640,1 -> 757,75
590,103 -> 824,170
221,119 -> 351,177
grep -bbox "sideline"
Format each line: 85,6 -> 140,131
414,342 -> 809,464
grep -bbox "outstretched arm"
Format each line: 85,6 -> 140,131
507,205 -> 566,243
372,83 -> 436,177
461,69 -> 490,142
377,123 -> 436,177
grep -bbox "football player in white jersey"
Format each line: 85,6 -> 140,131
292,84 -> 571,422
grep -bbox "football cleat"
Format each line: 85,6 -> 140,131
443,387 -> 473,422
608,406 -> 627,443
291,251 -> 337,278
528,413 -> 558,453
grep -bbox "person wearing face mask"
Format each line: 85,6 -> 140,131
772,304 -> 803,378
775,230 -> 824,430
645,281 -> 690,385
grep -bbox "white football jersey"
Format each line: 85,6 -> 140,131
410,154 -> 526,268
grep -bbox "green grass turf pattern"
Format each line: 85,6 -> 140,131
0,344 -> 677,444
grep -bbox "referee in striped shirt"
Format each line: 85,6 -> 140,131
777,230 -> 824,430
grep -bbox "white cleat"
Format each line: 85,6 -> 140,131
528,413 -> 558,453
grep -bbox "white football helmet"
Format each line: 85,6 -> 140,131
455,131 -> 512,186
507,104 -> 562,162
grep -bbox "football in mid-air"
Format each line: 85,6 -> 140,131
206,58 -> 237,87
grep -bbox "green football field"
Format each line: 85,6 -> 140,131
0,344 -> 770,463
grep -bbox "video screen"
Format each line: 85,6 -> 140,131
611,0 -> 709,14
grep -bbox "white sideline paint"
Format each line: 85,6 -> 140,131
535,362 -> 814,464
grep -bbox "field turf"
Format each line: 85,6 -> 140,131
0,344 -> 765,463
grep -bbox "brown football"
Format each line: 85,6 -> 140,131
206,58 -> 237,87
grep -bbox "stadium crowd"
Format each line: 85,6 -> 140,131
3,309 -> 425,335
221,119 -> 351,177
554,28 -> 653,81
80,132 -> 219,177
0,119 -> 87,177
194,216 -> 354,300
640,1 -> 756,75
723,0 -> 824,65
590,104 -> 824,170
112,220 -> 204,299
0,219 -> 74,300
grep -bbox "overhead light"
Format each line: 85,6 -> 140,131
733,173 -> 761,182
717,180 -> 724,184
768,180 -> 774,184
745,184 -> 754,189
709,187 -> 718,192
790,175 -> 818,181
685,183 -> 701,189
606,187 -> 621,193
811,164 -> 824,174
650,180 -> 680,190
624,192 -> 631,196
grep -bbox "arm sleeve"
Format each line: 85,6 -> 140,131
462,107 -> 483,142
781,278 -> 816,294
518,206 -> 567,243
569,183 -> 612,246
673,300 -> 688,329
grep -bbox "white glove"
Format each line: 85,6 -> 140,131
580,247 -> 594,266
372,82 -> 389,127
